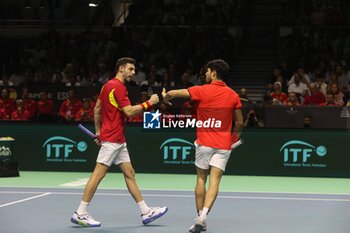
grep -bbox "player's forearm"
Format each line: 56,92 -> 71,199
123,101 -> 154,118
124,105 -> 143,117
234,120 -> 244,135
233,109 -> 244,136
94,104 -> 102,133
94,112 -> 102,133
166,89 -> 190,99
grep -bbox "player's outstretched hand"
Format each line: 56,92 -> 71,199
162,88 -> 172,105
149,94 -> 159,105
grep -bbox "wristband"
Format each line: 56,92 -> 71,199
140,101 -> 151,110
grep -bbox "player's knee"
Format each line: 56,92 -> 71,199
93,170 -> 106,180
197,175 -> 207,183
123,168 -> 135,180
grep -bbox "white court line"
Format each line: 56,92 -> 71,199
0,193 -> 51,208
60,178 -> 89,187
2,185 -> 350,196
1,191 -> 350,202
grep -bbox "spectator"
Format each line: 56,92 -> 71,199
9,70 -> 23,86
268,67 -> 287,93
97,63 -> 109,84
0,74 -> 14,86
160,72 -> 176,87
36,91 -> 54,122
303,82 -> 326,105
263,93 -> 273,106
327,72 -> 339,85
271,82 -> 288,105
288,67 -> 311,86
243,109 -> 264,128
75,98 -> 94,122
311,60 -> 329,81
334,64 -> 349,89
66,74 -> 82,87
178,70 -> 194,88
140,75 -> 160,96
59,89 -> 82,122
21,87 -> 36,118
0,108 -> 9,120
286,92 -> 301,106
0,88 -> 16,119
303,115 -> 312,128
315,73 -> 328,95
328,83 -> 344,105
288,73 -> 309,96
60,63 -> 75,85
239,88 -> 250,104
343,83 -> 350,106
132,64 -> 146,85
11,101 -> 31,121
319,93 -> 339,106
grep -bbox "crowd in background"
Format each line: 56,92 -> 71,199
265,63 -> 350,107
1,0 -> 350,126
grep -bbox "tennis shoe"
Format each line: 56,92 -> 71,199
189,216 -> 207,232
141,206 -> 168,225
71,212 -> 101,227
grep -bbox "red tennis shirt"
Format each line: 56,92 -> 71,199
188,81 -> 242,150
99,78 -> 131,143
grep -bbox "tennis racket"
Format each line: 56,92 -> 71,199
78,124 -> 95,138
231,139 -> 243,149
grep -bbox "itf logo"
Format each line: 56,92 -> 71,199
43,136 -> 88,163
160,138 -> 194,164
143,110 -> 161,129
280,140 -> 327,168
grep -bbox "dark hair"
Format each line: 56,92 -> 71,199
116,57 -> 136,71
205,59 -> 229,80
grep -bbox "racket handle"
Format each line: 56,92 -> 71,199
231,139 -> 243,149
78,124 -> 96,138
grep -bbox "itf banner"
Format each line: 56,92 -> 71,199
0,123 -> 349,177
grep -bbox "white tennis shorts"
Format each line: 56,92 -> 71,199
194,141 -> 231,172
96,142 -> 130,167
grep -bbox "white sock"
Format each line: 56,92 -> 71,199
138,200 -> 150,215
76,201 -> 89,215
200,207 -> 209,220
197,210 -> 202,216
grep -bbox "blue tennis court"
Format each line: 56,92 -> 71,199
1,185 -> 350,233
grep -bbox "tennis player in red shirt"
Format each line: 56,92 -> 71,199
71,57 -> 168,227
163,59 -> 244,233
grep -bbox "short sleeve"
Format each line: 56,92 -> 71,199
234,94 -> 242,110
188,86 -> 203,101
114,85 -> 131,108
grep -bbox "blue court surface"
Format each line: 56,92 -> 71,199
1,187 -> 350,233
